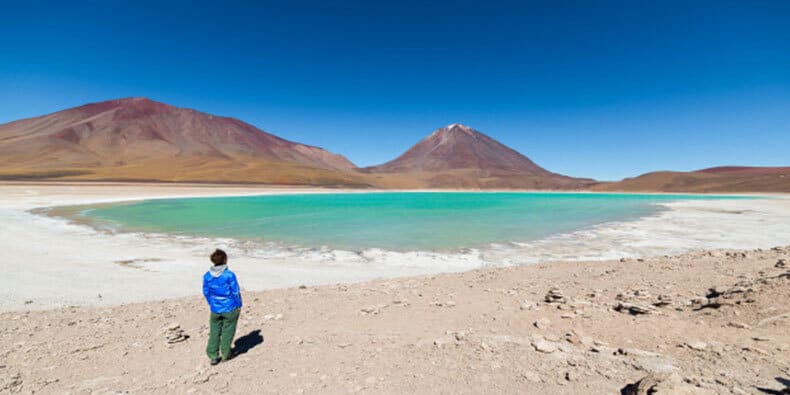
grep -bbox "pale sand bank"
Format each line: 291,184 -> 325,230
1,183 -> 789,311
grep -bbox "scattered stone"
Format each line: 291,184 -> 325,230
653,294 -> 673,307
163,323 -> 189,344
360,306 -> 380,315
632,355 -> 679,374
544,287 -> 567,304
683,341 -> 707,351
298,285 -> 307,289
614,302 -> 654,315
776,259 -> 786,268
0,371 -> 22,392
727,321 -> 752,329
432,300 -> 456,308
741,346 -> 768,355
445,330 -> 467,341
587,290 -> 602,298
519,300 -> 536,311
531,337 -> 558,353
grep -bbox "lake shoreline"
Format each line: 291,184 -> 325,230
1,182 -> 789,313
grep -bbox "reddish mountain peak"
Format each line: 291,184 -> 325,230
444,123 -> 472,132
0,97 -> 357,172
365,124 -> 553,175
431,123 -> 478,137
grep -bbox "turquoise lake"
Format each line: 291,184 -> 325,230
72,193 -> 749,251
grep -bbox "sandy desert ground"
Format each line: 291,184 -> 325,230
1,246 -> 788,394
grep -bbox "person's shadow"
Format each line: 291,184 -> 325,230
756,377 -> 789,394
233,329 -> 264,356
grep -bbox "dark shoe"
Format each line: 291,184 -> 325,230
210,358 -> 221,366
222,349 -> 236,362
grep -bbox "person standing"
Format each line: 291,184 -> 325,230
202,249 -> 242,365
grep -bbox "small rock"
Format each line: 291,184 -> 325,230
0,372 -> 22,392
684,341 -> 707,351
533,318 -> 551,329
519,301 -> 536,311
653,294 -> 673,307
742,345 -> 768,355
776,259 -> 786,268
163,323 -> 189,344
445,330 -> 467,341
544,287 -> 567,304
360,306 -> 380,315
614,302 -> 654,315
531,338 -> 558,353
727,322 -> 752,329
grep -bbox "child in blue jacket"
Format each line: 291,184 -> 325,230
203,249 -> 243,365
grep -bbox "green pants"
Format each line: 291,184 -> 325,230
206,308 -> 240,360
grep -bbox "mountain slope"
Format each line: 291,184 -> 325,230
0,98 -> 365,185
592,166 -> 790,193
363,123 -> 594,189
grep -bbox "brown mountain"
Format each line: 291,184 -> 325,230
362,123 -> 595,189
593,166 -> 790,193
0,98 -> 366,185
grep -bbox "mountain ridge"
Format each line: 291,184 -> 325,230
1,98 -> 787,192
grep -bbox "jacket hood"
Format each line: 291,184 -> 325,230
209,264 -> 227,278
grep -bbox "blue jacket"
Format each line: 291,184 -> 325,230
202,266 -> 243,314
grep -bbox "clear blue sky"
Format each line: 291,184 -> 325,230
1,1 -> 788,180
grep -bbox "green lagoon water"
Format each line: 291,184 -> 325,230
73,193 -> 749,251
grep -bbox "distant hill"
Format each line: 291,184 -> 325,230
362,123 -> 595,189
593,166 -> 790,193
0,98 -> 366,186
